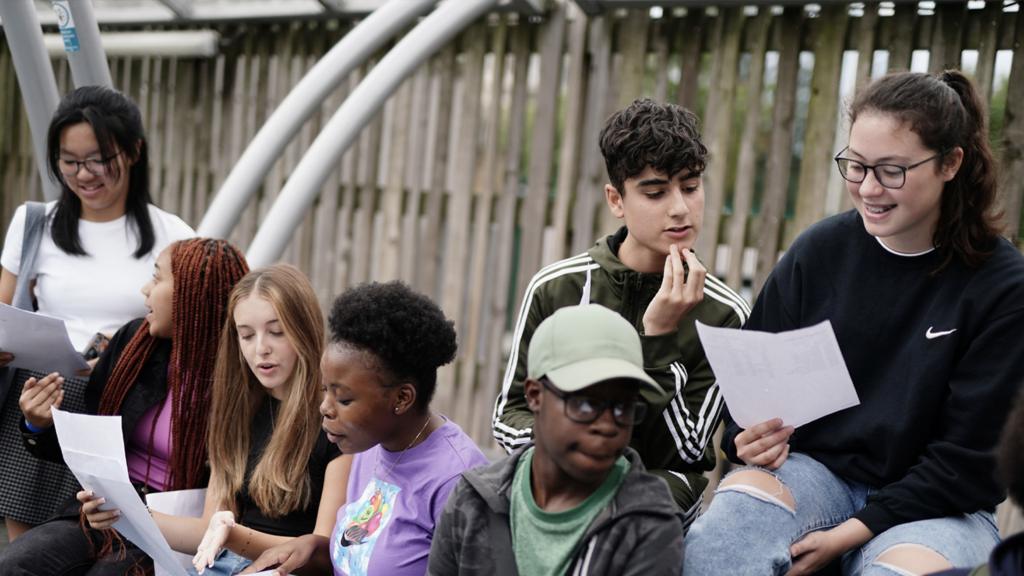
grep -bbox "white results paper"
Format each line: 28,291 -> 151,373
695,320 -> 860,429
52,409 -> 189,576
0,303 -> 89,376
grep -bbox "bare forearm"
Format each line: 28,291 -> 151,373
225,524 -> 294,561
153,512 -> 209,554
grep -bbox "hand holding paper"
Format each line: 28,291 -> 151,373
695,320 -> 860,430
52,409 -> 189,576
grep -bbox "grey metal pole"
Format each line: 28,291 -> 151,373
0,0 -> 62,201
245,0 -> 498,266
197,0 -> 437,239
59,0 -> 114,87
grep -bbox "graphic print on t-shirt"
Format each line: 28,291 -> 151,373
332,478 -> 400,576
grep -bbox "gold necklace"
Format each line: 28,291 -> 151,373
377,413 -> 433,479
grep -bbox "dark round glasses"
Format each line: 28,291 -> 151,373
541,377 -> 648,426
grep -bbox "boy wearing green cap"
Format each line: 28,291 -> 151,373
492,98 -> 749,525
429,305 -> 685,576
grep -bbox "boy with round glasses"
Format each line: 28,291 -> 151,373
430,305 -> 685,576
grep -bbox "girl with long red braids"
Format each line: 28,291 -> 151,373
1,238 -> 249,575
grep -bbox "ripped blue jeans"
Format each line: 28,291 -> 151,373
683,453 -> 999,575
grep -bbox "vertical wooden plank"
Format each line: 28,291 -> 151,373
418,46 -> 456,296
547,5 -> 588,263
838,3 -> 880,214
311,23 -> 346,304
399,65 -> 433,284
160,58 -> 181,216
238,33 -> 269,250
652,18 -> 670,103
262,24 -> 296,227
754,8 -> 803,293
377,79 -> 413,282
1000,12 -> 1024,246
208,51 -> 228,193
193,59 -> 214,219
791,5 -> 849,244
466,18 -> 510,444
334,67 -> 364,294
698,6 -> 743,271
726,9 -> 771,290
350,60 -> 385,286
930,3 -> 965,74
676,10 -> 704,110
855,3 -> 879,89
571,15 -> 612,255
974,1 -> 1002,103
443,24 -> 487,426
515,7 -> 565,302
482,22 -> 531,447
887,4 -> 916,73
616,9 -> 649,109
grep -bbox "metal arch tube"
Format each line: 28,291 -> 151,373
65,0 -> 114,88
0,0 -> 62,201
245,0 -> 498,267
197,0 -> 437,239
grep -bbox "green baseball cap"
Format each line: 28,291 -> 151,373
527,304 -> 659,393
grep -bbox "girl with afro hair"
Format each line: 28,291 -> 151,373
245,281 -> 488,576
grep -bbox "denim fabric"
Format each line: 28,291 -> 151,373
684,453 -> 999,575
189,549 -> 253,576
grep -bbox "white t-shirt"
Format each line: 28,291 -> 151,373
1,201 -> 195,351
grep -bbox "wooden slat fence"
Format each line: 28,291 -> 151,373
1,2 -> 1023,450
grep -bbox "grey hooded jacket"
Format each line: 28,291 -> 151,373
428,446 -> 685,576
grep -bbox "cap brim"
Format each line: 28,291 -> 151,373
545,357 -> 660,394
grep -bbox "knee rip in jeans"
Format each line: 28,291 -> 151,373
872,543 -> 953,576
717,470 -> 796,513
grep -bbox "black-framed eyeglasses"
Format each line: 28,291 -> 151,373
833,146 -> 947,190
540,377 -> 647,426
58,151 -> 123,178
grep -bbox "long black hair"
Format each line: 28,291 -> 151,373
45,85 -> 155,258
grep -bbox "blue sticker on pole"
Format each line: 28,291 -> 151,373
52,1 -> 80,53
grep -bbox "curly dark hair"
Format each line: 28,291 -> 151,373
327,281 -> 457,409
998,390 -> 1024,506
598,97 -> 708,194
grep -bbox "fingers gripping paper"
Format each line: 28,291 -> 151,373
695,320 -> 860,429
51,408 -> 189,576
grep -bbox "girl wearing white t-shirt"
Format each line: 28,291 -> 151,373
0,85 -> 194,539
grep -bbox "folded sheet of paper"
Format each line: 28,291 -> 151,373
52,409 -> 189,576
695,320 -> 860,429
0,303 -> 88,376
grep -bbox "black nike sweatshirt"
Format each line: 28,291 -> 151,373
723,210 -> 1024,535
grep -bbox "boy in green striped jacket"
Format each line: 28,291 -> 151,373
491,98 -> 749,529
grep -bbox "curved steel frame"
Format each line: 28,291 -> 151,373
197,0 -> 437,238
245,0 -> 499,266
0,0 -> 62,201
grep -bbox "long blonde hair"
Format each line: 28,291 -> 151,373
207,264 -> 324,518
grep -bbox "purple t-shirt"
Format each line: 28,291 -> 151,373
330,418 -> 489,576
126,391 -> 173,490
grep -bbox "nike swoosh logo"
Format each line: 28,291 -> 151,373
926,326 -> 957,339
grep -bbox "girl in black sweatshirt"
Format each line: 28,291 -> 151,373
686,70 -> 1024,575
